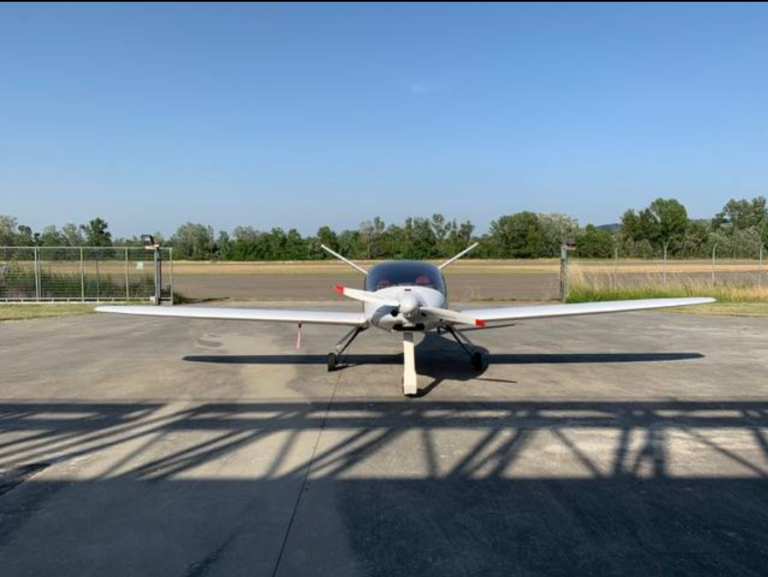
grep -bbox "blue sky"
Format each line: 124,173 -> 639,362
1,3 -> 767,237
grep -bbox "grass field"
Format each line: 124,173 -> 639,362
567,266 -> 768,316
670,302 -> 768,317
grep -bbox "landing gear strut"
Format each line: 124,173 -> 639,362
402,331 -> 418,396
327,326 -> 366,372
444,325 -> 484,371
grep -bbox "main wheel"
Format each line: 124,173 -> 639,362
327,352 -> 338,372
471,351 -> 483,371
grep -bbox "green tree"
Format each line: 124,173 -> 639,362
39,225 -> 65,246
284,229 -> 308,260
16,225 -> 35,246
621,199 -> 688,255
713,197 -> 767,232
642,198 -> 688,253
337,229 -> 361,258
80,218 -> 113,247
429,214 -> 448,256
538,213 -> 580,257
215,231 -> 231,260
359,217 -> 387,259
171,223 -> 215,260
0,215 -> 18,246
619,209 -> 642,253
445,219 -> 475,256
576,225 -> 615,258
488,212 -> 544,258
316,226 -> 339,253
680,219 -> 710,257
61,223 -> 85,247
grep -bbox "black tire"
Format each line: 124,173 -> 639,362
471,351 -> 483,371
327,353 -> 337,372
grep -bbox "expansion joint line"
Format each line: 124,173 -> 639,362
270,371 -> 341,577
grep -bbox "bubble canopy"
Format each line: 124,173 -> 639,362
365,261 -> 446,294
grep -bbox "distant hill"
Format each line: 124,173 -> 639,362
596,223 -> 620,232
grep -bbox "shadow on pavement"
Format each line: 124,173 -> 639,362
0,399 -> 765,576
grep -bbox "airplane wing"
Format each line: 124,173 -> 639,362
465,297 -> 715,324
95,306 -> 367,326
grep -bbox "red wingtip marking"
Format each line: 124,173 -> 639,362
334,284 -> 345,295
475,319 -> 486,328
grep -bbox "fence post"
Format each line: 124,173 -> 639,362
153,246 -> 162,305
711,243 -> 718,288
95,249 -> 101,302
80,247 -> 85,302
169,248 -> 174,305
34,246 -> 41,302
760,245 -> 765,290
125,248 -> 130,301
559,244 -> 568,303
663,242 -> 669,287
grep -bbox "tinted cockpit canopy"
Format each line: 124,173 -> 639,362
365,261 -> 446,293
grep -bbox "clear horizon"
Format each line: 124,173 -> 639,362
2,3 -> 767,237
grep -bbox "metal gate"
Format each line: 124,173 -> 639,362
0,246 -> 173,303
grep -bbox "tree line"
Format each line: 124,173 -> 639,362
2,196 -> 767,260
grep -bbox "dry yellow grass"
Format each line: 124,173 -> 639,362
167,259 -> 561,276
169,258 -> 767,276
567,266 -> 768,304
571,260 -> 766,274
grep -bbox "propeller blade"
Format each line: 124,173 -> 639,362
335,285 -> 400,308
421,307 -> 485,328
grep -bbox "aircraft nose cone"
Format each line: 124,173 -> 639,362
399,293 -> 420,318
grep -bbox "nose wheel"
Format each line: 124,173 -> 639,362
327,352 -> 338,372
471,351 -> 484,371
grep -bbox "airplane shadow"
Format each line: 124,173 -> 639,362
184,334 -> 704,397
183,352 -> 704,366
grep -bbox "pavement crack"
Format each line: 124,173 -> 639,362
270,371 -> 341,577
0,463 -> 50,499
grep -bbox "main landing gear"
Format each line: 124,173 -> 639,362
326,324 -> 484,397
327,326 -> 366,372
444,325 -> 485,371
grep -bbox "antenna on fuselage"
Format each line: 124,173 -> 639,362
320,244 -> 368,276
438,242 -> 479,270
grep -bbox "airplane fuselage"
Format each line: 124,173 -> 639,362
364,285 -> 447,331
360,260 -> 448,332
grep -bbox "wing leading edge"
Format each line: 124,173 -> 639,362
465,297 -> 715,324
96,306 -> 367,326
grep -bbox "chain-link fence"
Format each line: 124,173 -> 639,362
563,241 -> 768,302
0,247 -> 173,303
570,244 -> 767,288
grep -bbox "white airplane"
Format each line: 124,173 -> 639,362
97,244 -> 714,396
